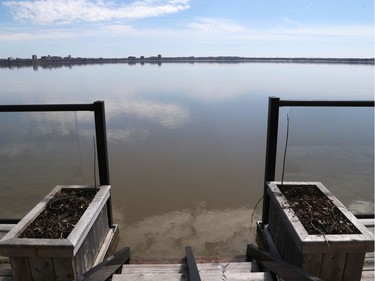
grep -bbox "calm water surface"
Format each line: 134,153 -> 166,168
0,63 -> 373,257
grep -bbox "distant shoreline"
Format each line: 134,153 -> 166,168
1,55 -> 373,69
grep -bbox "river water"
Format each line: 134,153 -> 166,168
0,62 -> 373,257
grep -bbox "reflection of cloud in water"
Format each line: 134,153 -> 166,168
0,112 -> 78,142
120,206 -> 260,257
108,100 -> 190,129
348,200 -> 374,215
80,128 -> 149,143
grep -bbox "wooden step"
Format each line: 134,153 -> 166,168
113,273 -> 185,281
113,262 -> 272,281
200,272 -> 272,281
0,225 -> 15,241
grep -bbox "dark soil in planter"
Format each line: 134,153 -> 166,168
278,185 -> 360,235
19,189 -> 97,239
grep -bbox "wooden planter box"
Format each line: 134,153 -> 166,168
0,185 -> 112,281
267,181 -> 374,281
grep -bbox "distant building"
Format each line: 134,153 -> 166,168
32,55 -> 37,61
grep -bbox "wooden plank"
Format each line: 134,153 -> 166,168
9,258 -> 32,281
112,273 -> 185,281
93,224 -> 118,266
200,272 -> 272,281
29,257 -> 55,281
88,219 -> 100,261
73,234 -> 94,277
53,258 -> 75,281
197,262 -> 253,272
361,270 -> 375,280
69,186 -> 110,253
0,256 -> 9,263
121,264 -> 185,274
302,254 -> 322,277
75,247 -> 130,281
363,252 -> 374,271
89,208 -> 112,262
262,225 -> 281,258
358,219 -> 375,228
0,268 -> 11,277
0,238 -> 74,257
318,253 -> 347,281
246,244 -> 322,281
0,277 -> 13,281
0,225 -> 15,234
301,237 -> 374,254
97,206 -> 109,249
342,253 -> 365,281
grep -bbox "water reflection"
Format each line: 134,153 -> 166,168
80,128 -> 150,143
0,63 -> 373,257
281,107 -> 374,209
107,99 -> 190,129
0,112 -> 83,218
118,204 -> 260,258
0,112 -> 79,142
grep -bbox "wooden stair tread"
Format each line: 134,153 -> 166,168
115,262 -> 272,281
112,273 -> 186,281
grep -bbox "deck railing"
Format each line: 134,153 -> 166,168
262,97 -> 375,225
0,101 -> 113,226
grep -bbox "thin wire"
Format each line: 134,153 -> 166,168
281,114 -> 289,184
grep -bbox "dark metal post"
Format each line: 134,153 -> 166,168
185,246 -> 201,281
93,101 -> 113,227
262,97 -> 280,225
94,101 -> 110,185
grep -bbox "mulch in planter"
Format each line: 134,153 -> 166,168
278,184 -> 360,235
19,189 -> 98,239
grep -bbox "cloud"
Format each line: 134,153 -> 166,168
283,16 -> 302,25
300,2 -> 313,14
0,28 -> 78,41
188,17 -> 247,33
3,0 -> 191,25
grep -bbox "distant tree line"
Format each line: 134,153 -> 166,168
0,55 -> 373,70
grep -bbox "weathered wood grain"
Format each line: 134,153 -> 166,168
69,186 -> 110,253
9,258 -> 31,281
29,257 -> 55,281
267,181 -> 374,281
0,185 -> 112,281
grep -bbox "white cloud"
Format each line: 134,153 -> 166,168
3,0 -> 191,25
188,17 -> 247,33
0,28 -> 78,41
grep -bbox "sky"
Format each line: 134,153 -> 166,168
0,0 -> 373,58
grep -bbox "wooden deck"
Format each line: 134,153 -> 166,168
360,218 -> 375,281
0,219 -> 374,281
